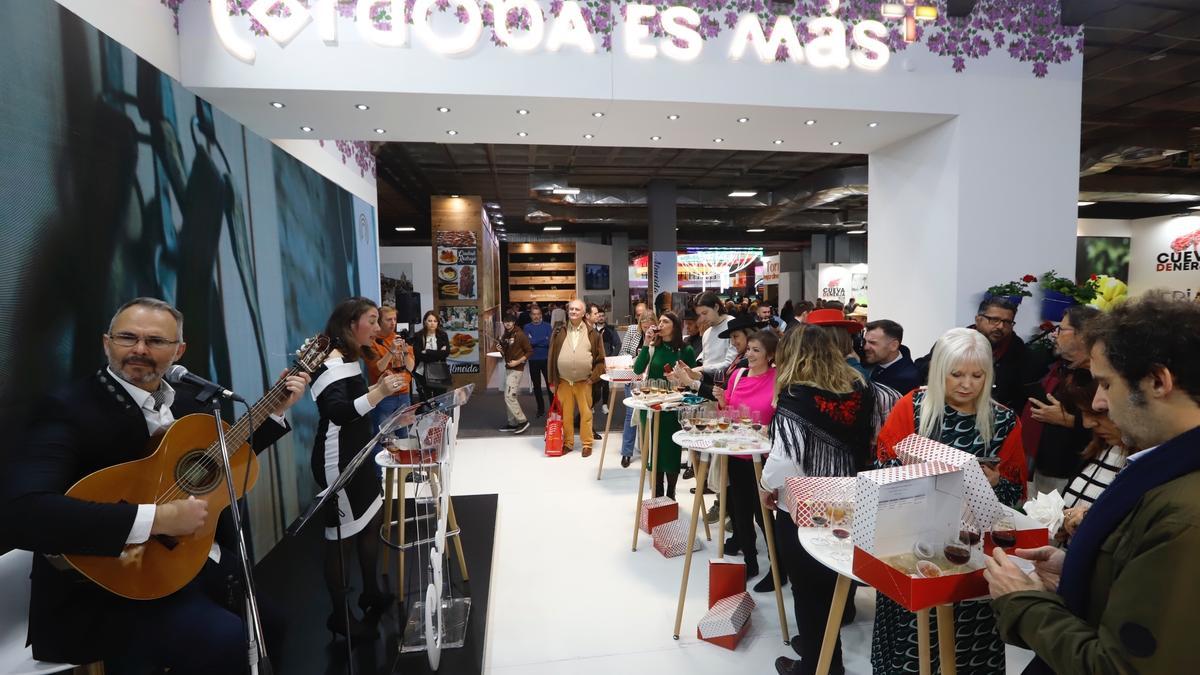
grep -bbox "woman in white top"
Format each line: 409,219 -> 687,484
692,291 -> 738,377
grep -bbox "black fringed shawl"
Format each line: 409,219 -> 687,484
772,380 -> 896,477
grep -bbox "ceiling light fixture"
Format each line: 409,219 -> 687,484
300,125 -> 313,132
446,130 -> 458,135
437,106 -> 451,113
747,228 -> 765,233
1189,205 -> 1200,210
517,109 -> 530,115
773,139 -> 784,145
269,101 -> 285,109
868,122 -> 879,128
592,111 -> 605,118
583,133 -> 594,139
713,138 -> 724,143
830,140 -> 842,146
450,194 -> 460,198
804,119 -> 816,125
552,187 -> 581,195
737,117 -> 750,123
544,226 -> 562,231
355,103 -> 370,111
517,131 -> 528,137
1077,201 -> 1096,206
650,135 -> 661,141
394,227 -> 416,232
846,229 -> 867,235
667,114 -> 680,120
486,202 -> 500,209
374,128 -> 386,134
728,190 -> 757,197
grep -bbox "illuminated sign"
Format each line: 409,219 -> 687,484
213,0 -> 891,72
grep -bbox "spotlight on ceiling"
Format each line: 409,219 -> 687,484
394,227 -> 416,232
868,122 -> 879,128
728,190 -> 757,198
747,228 -> 765,233
446,130 -> 458,136
517,109 -> 530,115
355,104 -> 370,111
713,138 -> 725,143
437,106 -> 450,113
583,133 -> 594,139
846,230 -> 867,235
650,135 -> 661,141
517,131 -> 528,137
374,128 -> 386,134
544,226 -> 562,231
737,117 -> 750,123
830,141 -> 842,146
804,119 -> 816,125
667,114 -> 680,120
300,126 -> 313,132
552,188 -> 581,195
269,101 -> 285,109
1077,201 -> 1096,206
773,139 -> 784,145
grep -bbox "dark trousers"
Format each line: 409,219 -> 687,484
654,470 -> 679,501
112,551 -> 285,674
775,509 -> 843,675
528,359 -> 550,412
728,458 -> 765,563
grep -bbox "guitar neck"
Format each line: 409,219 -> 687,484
221,368 -> 295,449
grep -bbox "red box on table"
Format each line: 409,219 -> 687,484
639,496 -> 678,534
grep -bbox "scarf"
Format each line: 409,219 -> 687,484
773,382 -> 876,477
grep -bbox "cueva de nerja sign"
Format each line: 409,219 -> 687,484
212,0 -> 895,72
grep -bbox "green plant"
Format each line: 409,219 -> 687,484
1039,270 -> 1100,304
986,274 -> 1037,298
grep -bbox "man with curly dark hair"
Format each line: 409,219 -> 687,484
984,293 -> 1200,674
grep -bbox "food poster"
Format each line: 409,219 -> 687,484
440,305 -> 480,374
437,244 -> 478,300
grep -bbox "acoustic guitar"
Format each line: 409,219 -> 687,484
63,336 -> 330,600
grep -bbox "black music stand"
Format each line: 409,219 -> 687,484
287,384 -> 475,673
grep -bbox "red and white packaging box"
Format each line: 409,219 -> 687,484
852,460 -> 990,611
782,476 -> 857,527
983,505 -> 1051,554
707,559 -> 746,608
605,355 -> 636,381
652,520 -> 703,558
639,496 -> 679,534
697,592 -> 755,650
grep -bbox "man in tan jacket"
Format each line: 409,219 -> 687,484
548,298 -> 605,456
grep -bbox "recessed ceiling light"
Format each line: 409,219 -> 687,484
729,190 -> 757,197
737,117 -> 750,123
394,227 -> 416,232
446,130 -> 458,136
846,229 -> 867,235
355,104 -> 370,111
300,125 -> 313,132
544,226 -> 562,231
517,109 -> 529,115
773,139 -> 784,145
437,106 -> 450,113
868,122 -> 879,128
1077,201 -> 1096,206
592,112 -> 604,118
374,128 -> 386,134
552,187 -> 581,195
830,141 -> 842,146
804,119 -> 816,126
667,114 -> 680,120
650,135 -> 661,141
713,138 -> 724,143
583,133 -> 594,139
450,194 -> 460,198
517,131 -> 528,137
747,228 -> 766,233
269,101 -> 285,109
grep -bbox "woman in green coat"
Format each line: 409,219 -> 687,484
633,311 -> 696,500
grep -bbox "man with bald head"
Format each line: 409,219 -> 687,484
548,298 -> 605,456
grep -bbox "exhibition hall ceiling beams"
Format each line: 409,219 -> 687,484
1075,0 -> 1200,218
376,142 -> 867,246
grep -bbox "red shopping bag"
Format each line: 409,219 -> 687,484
544,394 -> 564,457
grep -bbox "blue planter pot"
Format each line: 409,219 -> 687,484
982,292 -> 1024,306
1040,290 -> 1076,322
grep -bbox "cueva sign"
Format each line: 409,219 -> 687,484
212,0 -> 891,71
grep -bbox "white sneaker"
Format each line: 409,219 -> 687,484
601,404 -> 610,415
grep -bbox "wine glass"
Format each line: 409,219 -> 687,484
830,505 -> 852,541
679,406 -> 695,437
990,517 -> 1018,550
943,532 -> 973,567
750,410 -> 765,438
716,410 -> 732,435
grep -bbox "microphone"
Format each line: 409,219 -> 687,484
165,365 -> 245,402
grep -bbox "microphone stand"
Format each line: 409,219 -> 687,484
199,384 -> 272,675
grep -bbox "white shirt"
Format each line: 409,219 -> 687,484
876,352 -> 903,371
700,316 -> 738,374
761,427 -> 805,513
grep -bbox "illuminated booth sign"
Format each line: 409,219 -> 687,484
213,0 -> 896,72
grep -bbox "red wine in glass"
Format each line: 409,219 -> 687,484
992,530 -> 1017,548
944,544 -> 971,565
959,530 -> 981,546
810,514 -> 829,527
832,528 -> 850,540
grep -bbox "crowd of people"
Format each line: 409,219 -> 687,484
500,290 -> 1200,675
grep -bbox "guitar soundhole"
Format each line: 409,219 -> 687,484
175,450 -> 223,496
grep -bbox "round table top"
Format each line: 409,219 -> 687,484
601,373 -> 635,383
670,430 -> 771,456
485,351 -> 502,358
797,525 -> 861,581
622,396 -> 685,411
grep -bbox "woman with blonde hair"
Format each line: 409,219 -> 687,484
760,325 -> 877,675
872,327 -> 1027,675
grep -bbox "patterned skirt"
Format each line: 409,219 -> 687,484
871,595 -> 1006,675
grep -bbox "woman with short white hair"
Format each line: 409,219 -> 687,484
871,327 -> 1028,675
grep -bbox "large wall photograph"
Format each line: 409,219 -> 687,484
0,3 -> 377,556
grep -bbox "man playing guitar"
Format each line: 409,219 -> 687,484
0,298 -> 310,673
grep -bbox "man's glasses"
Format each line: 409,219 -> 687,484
1052,325 -> 1075,335
107,333 -> 180,350
977,315 -> 1015,328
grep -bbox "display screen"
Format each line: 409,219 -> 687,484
584,264 -> 610,290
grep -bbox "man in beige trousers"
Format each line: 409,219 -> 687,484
548,299 -> 605,456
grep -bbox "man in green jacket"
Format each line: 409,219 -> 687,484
983,294 -> 1200,674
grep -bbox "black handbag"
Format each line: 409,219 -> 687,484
424,360 -> 452,388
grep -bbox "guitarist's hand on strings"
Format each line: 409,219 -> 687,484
271,371 -> 311,416
150,496 -> 208,537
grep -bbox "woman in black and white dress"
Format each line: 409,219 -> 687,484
412,310 -> 450,402
311,297 -> 405,639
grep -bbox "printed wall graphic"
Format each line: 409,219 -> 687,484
817,263 -> 869,304
1128,216 -> 1200,304
0,3 -> 376,556
440,306 -> 481,374
1076,236 -> 1131,283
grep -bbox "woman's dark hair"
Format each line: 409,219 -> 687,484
824,325 -> 855,356
1059,369 -> 1122,461
1084,293 -> 1200,406
324,296 -> 378,359
1063,305 -> 1100,332
421,310 -> 443,335
747,329 -> 778,361
694,291 -> 724,315
655,311 -> 685,350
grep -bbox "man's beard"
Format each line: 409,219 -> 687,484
110,355 -> 165,386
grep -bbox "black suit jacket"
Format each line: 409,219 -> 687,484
0,368 -> 288,664
872,351 -> 922,396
